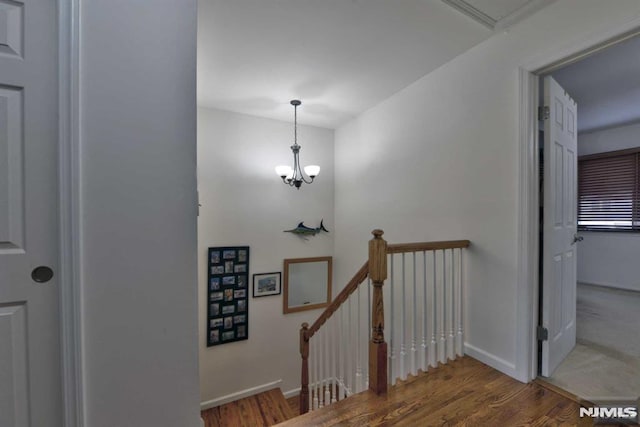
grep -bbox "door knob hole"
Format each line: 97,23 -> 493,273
32,266 -> 54,283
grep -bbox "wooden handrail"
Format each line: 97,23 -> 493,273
307,261 -> 369,338
386,239 -> 470,254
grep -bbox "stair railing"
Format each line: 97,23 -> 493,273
299,230 -> 470,414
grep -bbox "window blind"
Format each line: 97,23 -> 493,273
578,150 -> 640,231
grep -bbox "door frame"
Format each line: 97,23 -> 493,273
516,22 -> 640,382
59,0 -> 84,425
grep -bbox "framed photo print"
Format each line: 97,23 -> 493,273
207,246 -> 249,347
253,272 -> 282,298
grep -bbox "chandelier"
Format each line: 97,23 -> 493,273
275,100 -> 320,189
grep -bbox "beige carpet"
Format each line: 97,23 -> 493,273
544,283 -> 640,400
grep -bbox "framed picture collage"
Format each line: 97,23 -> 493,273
207,246 -> 249,346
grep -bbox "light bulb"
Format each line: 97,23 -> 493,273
304,165 -> 320,178
275,165 -> 292,178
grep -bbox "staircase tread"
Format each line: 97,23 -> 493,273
201,388 -> 294,427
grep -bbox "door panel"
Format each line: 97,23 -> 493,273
0,304 -> 28,427
541,76 -> 578,377
0,84 -> 24,253
0,0 -> 23,58
0,0 -> 62,424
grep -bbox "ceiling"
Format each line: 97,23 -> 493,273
551,34 -> 640,133
197,0 -> 552,129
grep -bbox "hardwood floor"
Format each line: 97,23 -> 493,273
201,388 -> 295,427
286,395 -> 299,416
277,357 -> 596,426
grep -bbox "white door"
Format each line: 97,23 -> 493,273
541,76 -> 578,377
0,1 -> 62,426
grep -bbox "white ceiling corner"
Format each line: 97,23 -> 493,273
197,0 -> 556,129
441,0 -> 556,30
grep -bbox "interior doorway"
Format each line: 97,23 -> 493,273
535,33 -> 640,401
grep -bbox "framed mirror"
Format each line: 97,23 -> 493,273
283,256 -> 332,314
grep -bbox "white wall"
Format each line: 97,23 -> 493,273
333,0 -> 640,381
579,122 -> 640,156
80,1 -> 201,426
577,123 -> 640,291
197,107 -> 334,404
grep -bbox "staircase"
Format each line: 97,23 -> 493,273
298,230 -> 471,414
201,230 -> 471,427
201,388 -> 294,427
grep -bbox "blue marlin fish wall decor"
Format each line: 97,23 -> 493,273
284,220 -> 329,240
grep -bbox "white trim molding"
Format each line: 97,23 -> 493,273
515,67 -> 539,383
200,380 -> 283,411
282,388 -> 301,400
441,0 -> 496,28
442,0 -> 557,31
58,0 -> 84,425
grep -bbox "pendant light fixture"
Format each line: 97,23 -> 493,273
275,100 -> 320,189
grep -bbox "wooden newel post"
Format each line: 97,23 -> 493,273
368,229 -> 388,394
299,322 -> 310,414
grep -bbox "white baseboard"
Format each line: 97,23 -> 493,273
578,280 -> 640,293
200,379 -> 283,410
464,342 -> 519,380
282,387 -> 301,399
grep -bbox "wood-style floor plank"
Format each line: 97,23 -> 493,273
256,389 -> 295,425
202,388 -> 295,427
285,395 -> 299,416
276,357 -> 592,426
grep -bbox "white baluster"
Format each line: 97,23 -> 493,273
313,334 -> 319,410
446,249 -> 454,361
338,305 -> 345,400
308,335 -> 312,410
389,254 -> 396,385
421,251 -> 428,372
332,314 -> 338,403
438,250 -> 446,364
328,316 -> 333,405
328,316 -> 332,405
365,277 -> 371,390
456,248 -> 464,357
399,253 -> 407,381
317,328 -> 323,408
411,252 -> 418,376
355,285 -> 364,392
347,294 -> 353,395
316,329 -> 321,408
324,323 -> 331,406
344,302 -> 351,397
322,324 -> 326,408
429,251 -> 438,368
307,337 -> 316,411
